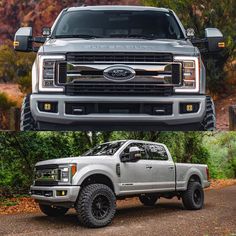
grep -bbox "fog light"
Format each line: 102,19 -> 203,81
186,105 -> 193,112
38,102 -> 58,113
44,103 -> 51,111
56,190 -> 67,196
180,103 -> 200,114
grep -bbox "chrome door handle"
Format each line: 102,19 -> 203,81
146,166 -> 152,169
168,166 -> 174,170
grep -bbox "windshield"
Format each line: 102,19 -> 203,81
52,10 -> 184,40
83,141 -> 126,156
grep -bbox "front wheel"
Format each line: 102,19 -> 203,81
182,182 -> 204,210
76,184 -> 116,228
39,204 -> 69,217
201,96 -> 216,131
20,94 -> 36,131
139,194 -> 158,206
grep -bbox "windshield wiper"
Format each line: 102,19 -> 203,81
52,34 -> 102,39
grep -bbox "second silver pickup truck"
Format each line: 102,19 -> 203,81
30,140 -> 210,228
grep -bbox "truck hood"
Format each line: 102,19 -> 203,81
35,155 -> 112,166
40,38 -> 198,56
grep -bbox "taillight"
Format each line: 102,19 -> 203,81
206,167 -> 210,180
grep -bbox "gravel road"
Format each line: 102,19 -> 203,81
1,185 -> 235,236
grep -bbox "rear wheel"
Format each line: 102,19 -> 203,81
39,204 -> 69,217
76,184 -> 116,228
139,194 -> 158,206
201,96 -> 216,131
182,182 -> 204,210
20,94 -> 36,131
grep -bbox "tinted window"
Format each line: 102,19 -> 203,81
146,144 -> 168,160
53,10 -> 184,40
84,141 -> 125,156
122,143 -> 147,159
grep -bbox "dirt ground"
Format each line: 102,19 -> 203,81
1,179 -> 235,216
0,184 -> 235,236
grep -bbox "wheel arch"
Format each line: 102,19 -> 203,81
80,173 -> 115,193
184,168 -> 204,190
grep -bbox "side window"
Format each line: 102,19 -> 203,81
146,144 -> 168,161
121,143 -> 147,159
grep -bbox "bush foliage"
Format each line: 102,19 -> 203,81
0,92 -> 16,110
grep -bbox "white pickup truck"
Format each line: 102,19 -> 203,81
30,140 -> 210,228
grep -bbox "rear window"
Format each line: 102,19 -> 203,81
53,10 -> 184,40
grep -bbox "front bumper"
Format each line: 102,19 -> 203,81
30,94 -> 207,130
30,185 -> 80,204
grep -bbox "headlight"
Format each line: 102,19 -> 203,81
60,167 -> 70,182
58,164 -> 77,184
174,56 -> 200,93
38,55 -> 65,92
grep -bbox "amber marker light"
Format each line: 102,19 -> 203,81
71,164 -> 77,177
218,42 -> 225,48
13,41 -> 19,47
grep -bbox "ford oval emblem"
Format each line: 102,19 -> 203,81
103,66 -> 136,82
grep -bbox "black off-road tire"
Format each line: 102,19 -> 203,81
139,194 -> 158,206
201,96 -> 216,131
20,94 -> 35,131
76,184 -> 116,228
182,182 -> 204,210
39,204 -> 69,217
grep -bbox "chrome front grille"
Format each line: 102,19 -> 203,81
35,165 -> 59,186
57,52 -> 182,96
66,52 -> 173,63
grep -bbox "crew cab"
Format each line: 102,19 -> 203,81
30,140 -> 210,228
14,5 -> 224,131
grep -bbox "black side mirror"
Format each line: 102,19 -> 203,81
205,28 -> 225,52
13,27 -> 33,52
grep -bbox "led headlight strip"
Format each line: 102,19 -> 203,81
38,55 -> 65,92
174,56 -> 200,93
58,164 -> 77,184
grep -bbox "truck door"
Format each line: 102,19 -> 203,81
119,142 -> 155,194
145,144 -> 175,191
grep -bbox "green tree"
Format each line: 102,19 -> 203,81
204,132 -> 236,178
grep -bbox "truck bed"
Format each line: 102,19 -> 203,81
175,163 -> 209,191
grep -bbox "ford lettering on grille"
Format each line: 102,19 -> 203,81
103,66 -> 136,82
